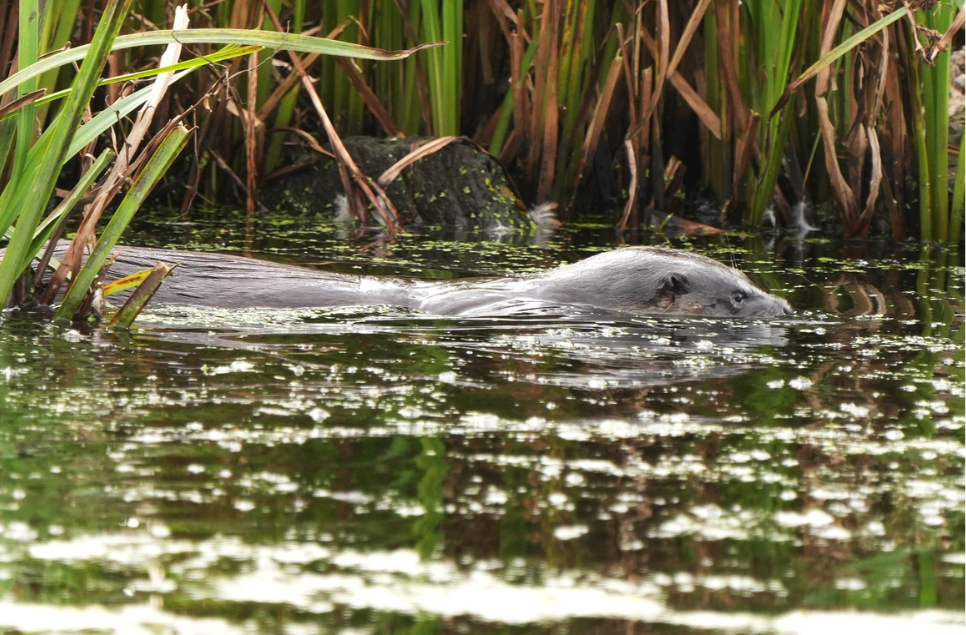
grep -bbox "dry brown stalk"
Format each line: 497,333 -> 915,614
264,4 -> 401,232
618,19 -> 647,177
567,53 -> 622,210
667,0 -> 713,78
498,127 -> 521,165
255,20 -> 347,122
471,103 -> 502,147
209,149 -> 249,192
732,112 -> 761,192
487,0 -> 524,43
256,52 -> 319,121
928,5 -> 965,61
814,0 -> 888,237
640,66 -> 653,156
508,28 -> 527,158
0,88 -> 44,120
265,126 -> 333,158
816,101 -> 857,223
618,138 -> 638,230
536,0 -> 560,203
616,23 -> 638,131
861,128 -> 883,227
42,4 -> 190,305
638,28 -> 721,139
527,0 -> 554,185
376,136 -> 458,188
336,56 -> 404,137
640,0 -> 669,126
245,45 -> 259,218
713,0 -> 751,127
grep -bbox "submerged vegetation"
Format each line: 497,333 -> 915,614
0,0 -> 961,317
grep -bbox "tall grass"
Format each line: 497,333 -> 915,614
910,2 -> 963,242
0,0 -> 136,310
0,0 -> 431,319
743,0 -> 804,227
23,0 -> 962,242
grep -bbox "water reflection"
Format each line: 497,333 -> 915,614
0,227 -> 962,634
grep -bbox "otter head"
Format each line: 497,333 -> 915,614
653,265 -> 792,318
541,247 -> 792,318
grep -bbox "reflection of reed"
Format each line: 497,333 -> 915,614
823,274 -> 887,317
822,273 -> 919,319
915,247 -> 964,331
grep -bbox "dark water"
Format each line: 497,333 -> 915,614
0,211 -> 962,634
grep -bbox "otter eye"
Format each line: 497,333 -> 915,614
730,291 -> 747,305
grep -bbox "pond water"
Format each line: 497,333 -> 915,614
0,210 -> 963,634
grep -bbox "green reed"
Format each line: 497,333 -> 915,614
0,0 -> 428,318
19,0 -> 962,242
263,0 -> 305,174
0,0 -> 135,309
732,0 -> 803,226
913,2 -> 960,243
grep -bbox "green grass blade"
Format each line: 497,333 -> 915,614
28,45 -> 261,109
441,0 -> 462,135
257,0 -> 284,108
264,0 -> 305,173
0,0 -> 134,307
951,122 -> 965,243
56,125 -> 189,321
772,7 -> 908,117
0,29 -> 440,101
0,66 -> 193,242
401,0 -> 424,134
927,4 -> 953,240
108,262 -> 174,329
420,0 -> 446,134
46,0 -> 83,52
745,0 -> 803,226
490,39 -> 540,156
750,109 -> 794,225
13,0 -> 41,182
26,149 -> 115,261
905,25 -> 933,241
35,0 -> 83,126
67,69 -> 193,157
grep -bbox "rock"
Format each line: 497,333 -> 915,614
259,136 -> 537,233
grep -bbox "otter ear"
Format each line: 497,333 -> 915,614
658,272 -> 690,299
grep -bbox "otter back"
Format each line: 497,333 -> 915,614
25,243 -> 791,318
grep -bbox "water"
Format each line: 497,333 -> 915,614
0,213 -> 962,634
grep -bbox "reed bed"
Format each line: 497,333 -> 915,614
0,0 -> 963,278
196,0 -> 961,242
0,0 -> 428,318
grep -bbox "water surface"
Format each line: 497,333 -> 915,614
0,215 -> 962,634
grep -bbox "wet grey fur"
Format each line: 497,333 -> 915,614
89,245 -> 791,318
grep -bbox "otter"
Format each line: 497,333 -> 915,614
84,245 -> 791,318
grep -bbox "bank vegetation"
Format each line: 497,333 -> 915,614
0,0 -> 962,319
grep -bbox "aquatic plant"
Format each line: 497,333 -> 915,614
0,0 -> 431,323
377,1 -> 966,239
904,2 -> 965,242
16,0 -> 962,242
